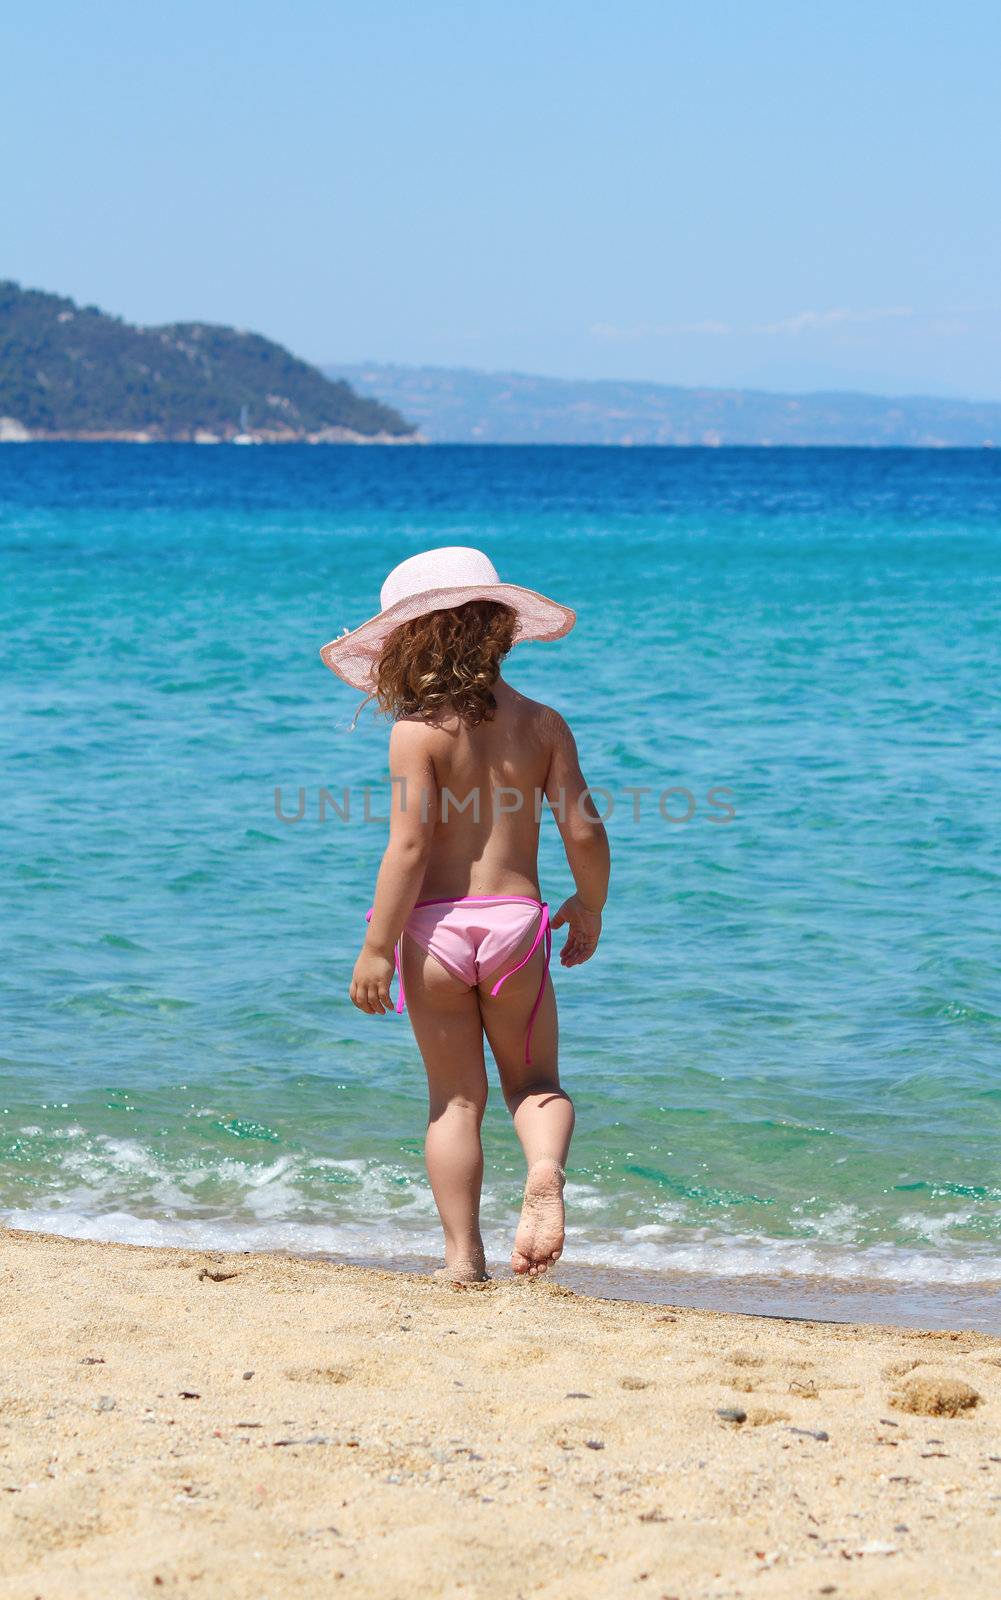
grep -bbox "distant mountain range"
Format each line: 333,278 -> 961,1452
328,362 -> 1001,447
0,283 -> 414,442
5,281 -> 997,447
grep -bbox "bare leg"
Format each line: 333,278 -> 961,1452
402,937 -> 489,1281
479,942 -> 573,1276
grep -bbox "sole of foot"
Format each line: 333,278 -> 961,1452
511,1159 -> 565,1277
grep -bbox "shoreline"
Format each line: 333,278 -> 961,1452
367,1252 -> 1001,1335
5,1214 -> 999,1334
2,433 -> 999,449
0,427 -> 423,444
2,1227 -> 999,1597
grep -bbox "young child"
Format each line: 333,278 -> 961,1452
321,546 -> 609,1282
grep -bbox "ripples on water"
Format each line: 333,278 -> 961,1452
1,446 -> 999,1320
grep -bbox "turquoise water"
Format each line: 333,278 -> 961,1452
2,446 -> 999,1308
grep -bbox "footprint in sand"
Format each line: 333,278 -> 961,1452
726,1350 -> 766,1369
284,1366 -> 354,1385
747,1407 -> 790,1426
883,1358 -> 924,1379
889,1375 -> 982,1417
511,1159 -> 565,1277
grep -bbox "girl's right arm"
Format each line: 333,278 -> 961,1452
544,713 -> 610,967
350,720 -> 437,1013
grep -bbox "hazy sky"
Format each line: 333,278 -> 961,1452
5,1 -> 1000,397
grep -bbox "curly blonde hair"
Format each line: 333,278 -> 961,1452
374,600 -> 517,725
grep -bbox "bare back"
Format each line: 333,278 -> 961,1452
390,677 -> 585,901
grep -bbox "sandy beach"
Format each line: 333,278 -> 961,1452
1,1230 -> 998,1598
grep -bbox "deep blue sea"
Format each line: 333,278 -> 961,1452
2,445 -> 999,1324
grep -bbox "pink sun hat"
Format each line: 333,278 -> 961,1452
319,545 -> 576,690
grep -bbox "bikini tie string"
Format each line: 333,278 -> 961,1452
488,902 -> 551,1065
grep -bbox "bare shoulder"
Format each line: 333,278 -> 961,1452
388,716 -> 441,767
502,692 -> 580,777
518,695 -> 577,753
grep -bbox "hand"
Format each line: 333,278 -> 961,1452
551,894 -> 602,968
349,946 -> 395,1014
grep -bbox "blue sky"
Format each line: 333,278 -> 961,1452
5,1 -> 1000,397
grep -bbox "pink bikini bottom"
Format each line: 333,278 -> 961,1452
366,895 -> 552,1065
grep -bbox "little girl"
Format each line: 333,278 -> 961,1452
321,546 -> 609,1282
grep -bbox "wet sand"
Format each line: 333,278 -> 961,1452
2,1228 -> 999,1598
345,1250 -> 1001,1334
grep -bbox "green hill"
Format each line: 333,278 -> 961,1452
0,282 -> 414,441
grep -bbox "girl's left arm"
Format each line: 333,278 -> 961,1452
349,721 -> 437,1014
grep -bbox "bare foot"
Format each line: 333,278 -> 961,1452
512,1159 -> 565,1276
433,1255 -> 488,1283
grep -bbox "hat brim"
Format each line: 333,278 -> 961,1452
320,583 -> 575,691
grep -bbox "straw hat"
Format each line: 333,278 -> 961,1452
319,546 -> 575,690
